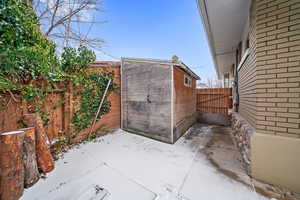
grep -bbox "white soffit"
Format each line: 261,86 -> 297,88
197,0 -> 251,78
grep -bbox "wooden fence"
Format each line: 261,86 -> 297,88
196,88 -> 232,115
0,90 -> 71,143
0,63 -> 121,143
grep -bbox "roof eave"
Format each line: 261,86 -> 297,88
196,0 -> 221,79
179,62 -> 201,80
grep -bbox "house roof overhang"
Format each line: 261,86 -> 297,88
196,0 -> 251,79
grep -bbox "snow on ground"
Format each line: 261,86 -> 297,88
21,124 -> 269,200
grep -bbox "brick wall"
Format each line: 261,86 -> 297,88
86,62 -> 121,130
255,0 -> 300,138
238,1 -> 257,128
73,62 -> 121,142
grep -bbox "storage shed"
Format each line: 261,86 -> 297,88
121,57 -> 200,143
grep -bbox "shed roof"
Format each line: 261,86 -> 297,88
122,57 -> 201,80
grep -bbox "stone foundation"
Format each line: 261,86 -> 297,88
230,112 -> 254,174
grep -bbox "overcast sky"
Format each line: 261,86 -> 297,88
91,0 -> 216,81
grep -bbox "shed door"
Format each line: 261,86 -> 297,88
121,61 -> 172,142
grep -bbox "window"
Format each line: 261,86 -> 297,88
245,36 -> 250,50
237,42 -> 242,64
237,34 -> 250,72
237,13 -> 250,72
184,74 -> 192,87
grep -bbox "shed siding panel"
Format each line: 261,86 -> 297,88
173,67 -> 197,125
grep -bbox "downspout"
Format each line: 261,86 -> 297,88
234,50 -> 239,112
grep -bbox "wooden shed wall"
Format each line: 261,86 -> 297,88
121,60 -> 173,143
173,66 -> 197,125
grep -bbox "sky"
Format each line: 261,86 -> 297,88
91,0 -> 216,81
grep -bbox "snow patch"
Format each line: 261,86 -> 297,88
22,127 -> 269,200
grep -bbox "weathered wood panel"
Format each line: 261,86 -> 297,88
196,88 -> 232,115
173,66 -> 198,141
121,60 -> 172,143
173,66 -> 197,125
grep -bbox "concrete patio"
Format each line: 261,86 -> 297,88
21,124 -> 268,200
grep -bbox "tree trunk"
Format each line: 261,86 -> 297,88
22,113 -> 55,173
0,131 -> 25,200
20,127 -> 40,188
34,115 -> 55,173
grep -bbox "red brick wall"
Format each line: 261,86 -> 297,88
73,62 -> 120,141
90,64 -> 120,129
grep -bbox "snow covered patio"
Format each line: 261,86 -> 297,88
21,124 -> 268,200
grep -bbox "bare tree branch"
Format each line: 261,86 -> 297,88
48,0 -> 60,35
33,0 -> 104,51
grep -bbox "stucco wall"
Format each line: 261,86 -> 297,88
252,133 -> 300,192
237,1 -> 257,129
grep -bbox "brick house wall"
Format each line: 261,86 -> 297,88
255,0 -> 300,138
250,0 -> 300,192
238,1 -> 257,129
198,0 -> 300,191
232,0 -> 300,191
